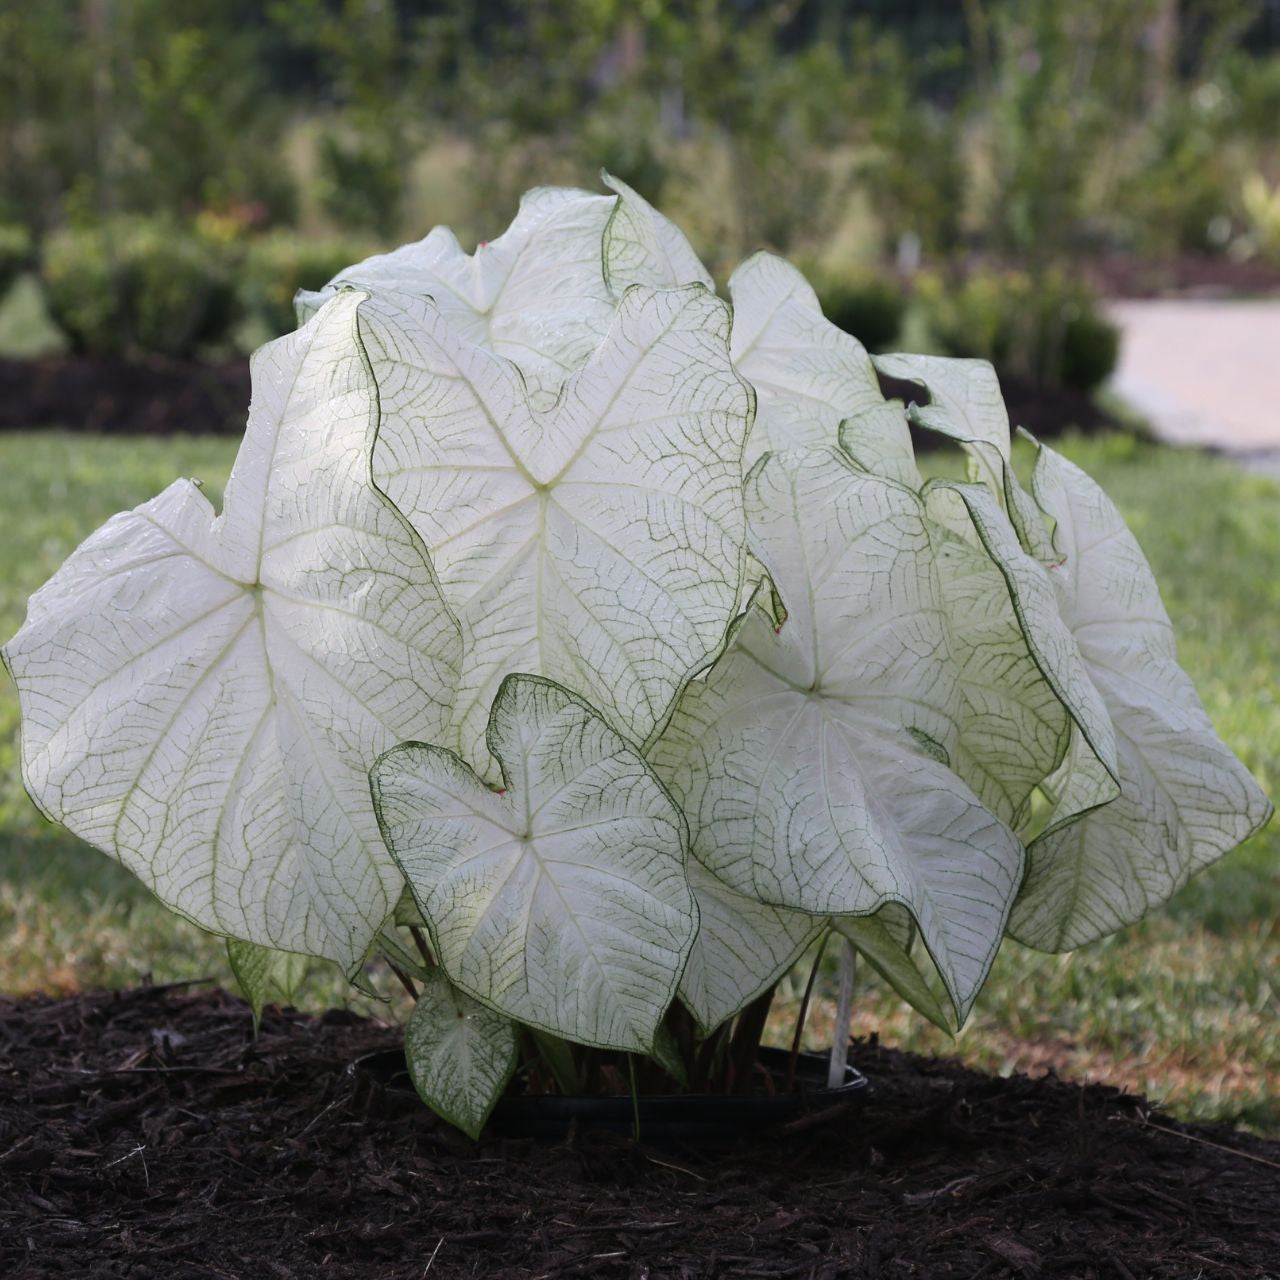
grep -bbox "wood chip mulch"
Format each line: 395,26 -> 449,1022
1,984 -> 1277,1279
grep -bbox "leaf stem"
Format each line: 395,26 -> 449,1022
827,938 -> 857,1089
786,932 -> 829,1092
627,1053 -> 640,1142
691,1023 -> 729,1093
386,959 -> 419,1002
727,985 -> 776,1095
529,1028 -> 580,1095
408,924 -> 436,969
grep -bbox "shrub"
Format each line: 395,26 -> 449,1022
240,231 -> 377,338
919,267 -> 1119,392
4,179 -> 1268,1139
41,218 -> 236,358
316,132 -> 404,239
1059,306 -> 1122,393
809,267 -> 906,352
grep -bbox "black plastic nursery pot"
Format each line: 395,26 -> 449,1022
350,1045 -> 870,1142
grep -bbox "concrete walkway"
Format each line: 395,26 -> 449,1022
1107,300 -> 1280,472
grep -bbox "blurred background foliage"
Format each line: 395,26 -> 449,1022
2,0 -> 1280,381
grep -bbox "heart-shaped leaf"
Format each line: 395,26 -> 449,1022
1009,444 -> 1273,948
874,351 -> 1008,433
372,675 -> 698,1052
362,283 -> 752,766
651,448 -> 1024,1017
404,969 -> 519,1140
227,938 -> 309,1031
2,292 -> 461,969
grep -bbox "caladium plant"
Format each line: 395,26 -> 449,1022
4,179 -> 1270,1138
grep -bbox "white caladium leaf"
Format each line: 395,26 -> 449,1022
873,353 -> 1010,489
372,676 -> 698,1052
650,448 -> 1024,1018
833,914 -> 951,1034
364,283 -> 752,767
924,512 -> 1071,830
226,939 -> 276,1023
870,899 -> 916,953
730,253 -> 891,470
1036,729 -> 1123,844
928,478 -> 1120,829
405,969 -> 518,1140
838,403 -> 924,491
601,172 -> 714,292
227,938 -> 309,1031
650,1022 -> 690,1086
1,292 -> 461,970
375,923 -> 434,982
873,353 -> 1055,562
1010,445 -> 1273,949
679,858 -> 949,1036
392,882 -> 427,928
299,186 -> 617,406
679,859 -> 823,1036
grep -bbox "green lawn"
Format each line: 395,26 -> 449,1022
1,429 -> 1275,1130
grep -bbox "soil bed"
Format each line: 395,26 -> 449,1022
2,985 -> 1277,1279
0,356 -> 250,436
1086,253 -> 1280,300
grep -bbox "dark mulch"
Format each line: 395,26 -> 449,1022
997,376 -> 1122,440
1086,253 -> 1280,300
0,356 -> 251,436
2,985 -> 1277,1279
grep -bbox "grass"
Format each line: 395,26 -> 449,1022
0,429 -> 1275,1130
